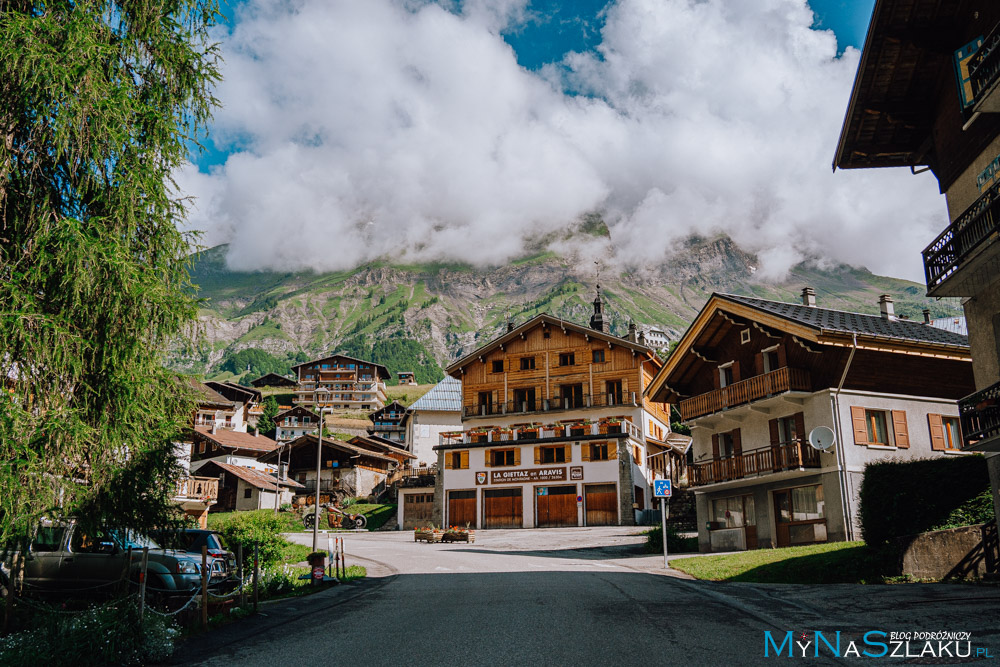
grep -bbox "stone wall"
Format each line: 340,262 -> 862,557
897,522 -> 998,580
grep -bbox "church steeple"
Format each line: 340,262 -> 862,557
590,285 -> 606,333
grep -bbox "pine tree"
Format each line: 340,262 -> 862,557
256,396 -> 280,438
0,1 -> 221,544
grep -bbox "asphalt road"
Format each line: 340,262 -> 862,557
175,528 -> 1000,666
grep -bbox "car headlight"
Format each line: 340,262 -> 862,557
176,560 -> 199,574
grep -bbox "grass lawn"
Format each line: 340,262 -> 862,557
385,383 -> 435,406
208,506 -> 396,533
671,542 -> 885,584
347,503 -> 397,531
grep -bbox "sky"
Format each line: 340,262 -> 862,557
176,0 -> 949,283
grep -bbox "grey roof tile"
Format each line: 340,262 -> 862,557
409,376 -> 462,412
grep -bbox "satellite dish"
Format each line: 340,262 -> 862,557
808,426 -> 836,451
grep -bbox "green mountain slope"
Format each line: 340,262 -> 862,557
173,239 -> 961,383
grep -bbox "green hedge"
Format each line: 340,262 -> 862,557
859,455 -> 994,546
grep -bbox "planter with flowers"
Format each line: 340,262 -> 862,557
442,526 -> 476,543
414,527 -> 444,543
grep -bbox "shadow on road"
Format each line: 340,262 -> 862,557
443,542 -> 646,560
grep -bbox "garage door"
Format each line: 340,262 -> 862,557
536,485 -> 578,528
483,488 -> 523,529
448,490 -> 476,528
402,492 -> 434,530
585,483 -> 618,526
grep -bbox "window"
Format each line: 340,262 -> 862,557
718,432 -> 736,458
605,380 -> 623,405
559,352 -> 575,366
512,387 -> 536,411
446,451 -> 469,469
303,416 -> 310,424
589,442 -> 611,461
519,357 -> 535,370
491,360 -> 504,373
719,364 -> 734,388
490,448 -> 516,466
592,349 -> 605,363
539,445 -> 567,464
740,328 -> 751,344
777,415 -> 798,444
710,495 -> 755,528
31,526 -> 66,552
929,414 -> 963,451
763,347 -> 780,373
243,487 -> 253,499
477,391 -> 493,413
559,383 -> 584,408
543,330 -> 551,339
866,410 -> 889,445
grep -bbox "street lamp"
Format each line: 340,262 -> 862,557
312,390 -> 330,552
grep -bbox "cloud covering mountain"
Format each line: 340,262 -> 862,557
176,0 -> 944,281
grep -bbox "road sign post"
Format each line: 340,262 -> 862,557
653,480 -> 673,569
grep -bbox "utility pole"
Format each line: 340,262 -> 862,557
312,405 -> 329,552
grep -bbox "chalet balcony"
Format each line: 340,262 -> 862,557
679,367 -> 812,421
689,441 -> 821,487
440,418 -> 641,447
175,476 -> 219,502
462,391 -> 639,418
923,179 -> 1000,297
971,24 -> 1000,114
960,380 -> 1000,452
387,465 -> 437,487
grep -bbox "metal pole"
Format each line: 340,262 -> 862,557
660,497 -> 669,569
138,547 -> 149,620
312,408 -> 326,552
253,542 -> 259,613
201,546 -> 209,630
237,543 -> 245,608
274,444 -> 282,515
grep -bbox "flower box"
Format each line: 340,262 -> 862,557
414,529 -> 443,543
442,530 -> 476,544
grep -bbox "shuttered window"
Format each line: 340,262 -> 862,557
929,414 -> 963,451
445,450 -> 469,469
586,442 -> 611,461
539,444 -> 568,464
488,448 -> 517,466
851,406 -> 907,448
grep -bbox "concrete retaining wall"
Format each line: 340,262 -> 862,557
898,522 -> 998,580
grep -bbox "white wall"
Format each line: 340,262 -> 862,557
407,410 -> 462,466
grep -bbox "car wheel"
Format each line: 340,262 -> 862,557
354,515 -> 367,530
303,513 -> 315,528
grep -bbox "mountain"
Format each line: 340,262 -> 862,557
172,238 -> 961,383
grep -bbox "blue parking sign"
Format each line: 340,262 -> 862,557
653,479 -> 672,498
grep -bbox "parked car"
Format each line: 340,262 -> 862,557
149,528 -> 236,583
1,520 -> 226,600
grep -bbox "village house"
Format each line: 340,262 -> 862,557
401,376 -> 463,466
274,405 -> 321,442
188,425 -> 279,475
429,291 -> 676,530
367,400 -> 407,444
192,381 -> 249,432
290,354 -> 391,412
833,0 -> 1000,517
250,372 -> 296,388
645,290 -> 974,552
397,371 -> 417,385
196,460 -> 303,512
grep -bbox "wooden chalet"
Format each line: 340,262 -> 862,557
290,353 -> 391,412
198,460 -> 303,512
190,425 -> 278,464
646,290 -> 974,552
274,405 -> 321,442
250,373 -> 296,388
368,400 -> 406,444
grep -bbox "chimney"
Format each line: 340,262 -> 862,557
628,321 -> 637,342
638,330 -> 647,345
254,427 -> 259,437
590,285 -> 606,333
878,294 -> 896,320
800,287 -> 816,308
211,422 -> 218,435
922,308 -> 931,324
507,320 -> 515,333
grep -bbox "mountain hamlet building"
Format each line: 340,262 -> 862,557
290,354 -> 391,412
645,290 -> 974,552
401,376 -> 463,465
427,290 -> 681,530
274,405 -> 321,442
368,400 -> 407,443
833,0 -> 1000,520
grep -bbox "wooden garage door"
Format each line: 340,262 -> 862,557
536,486 -> 578,528
483,488 -> 523,529
585,484 -> 618,526
402,492 -> 434,530
448,490 -> 476,528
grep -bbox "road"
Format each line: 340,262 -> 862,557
175,528 -> 1000,666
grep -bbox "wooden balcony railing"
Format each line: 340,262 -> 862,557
387,466 -> 437,487
462,391 -> 639,418
679,367 -> 812,421
923,179 -> 1000,294
439,418 -> 641,447
176,476 -> 219,502
970,24 -> 1000,105
960,380 -> 1000,449
689,441 -> 821,487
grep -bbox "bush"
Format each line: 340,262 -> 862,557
645,525 -> 698,554
859,455 -> 994,546
215,510 -> 290,567
0,598 -> 176,666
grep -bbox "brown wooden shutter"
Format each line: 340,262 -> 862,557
712,433 -> 720,459
581,443 -> 591,461
755,352 -> 764,375
732,429 -> 742,455
928,413 -> 946,451
777,343 -> 787,368
445,453 -> 453,470
793,412 -> 806,443
623,378 -> 629,402
891,411 -> 909,448
608,441 -> 618,459
850,406 -> 868,445
534,446 -> 541,464
731,362 -> 741,383
768,418 -> 780,445
460,451 -> 469,469
514,448 -> 521,466
484,449 -> 491,467
564,443 -> 572,462
505,358 -> 511,372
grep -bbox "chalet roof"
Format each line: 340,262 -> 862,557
715,294 -> 969,348
250,373 -> 296,387
257,434 -> 397,464
190,379 -> 237,409
192,426 -> 278,454
369,400 -> 406,422
445,313 -> 660,376
290,353 -> 391,380
275,406 -> 321,421
348,434 -> 416,459
647,433 -> 692,456
930,316 -> 968,336
200,461 -> 304,490
408,376 -> 462,412
205,381 -> 260,405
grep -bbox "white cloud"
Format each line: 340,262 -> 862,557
178,0 -> 945,281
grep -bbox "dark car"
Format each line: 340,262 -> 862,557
149,529 -> 236,584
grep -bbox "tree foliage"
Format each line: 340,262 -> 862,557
219,347 -> 292,381
255,395 -> 280,437
0,1 -> 221,545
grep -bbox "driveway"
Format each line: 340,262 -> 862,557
175,528 -> 1000,665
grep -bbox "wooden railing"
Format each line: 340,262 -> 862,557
387,466 -> 437,487
960,380 -> 1000,449
923,178 -> 1000,294
463,391 -> 639,418
439,418 -> 641,447
679,367 -> 811,421
689,441 -> 821,487
176,476 -> 219,501
970,23 -> 1000,104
